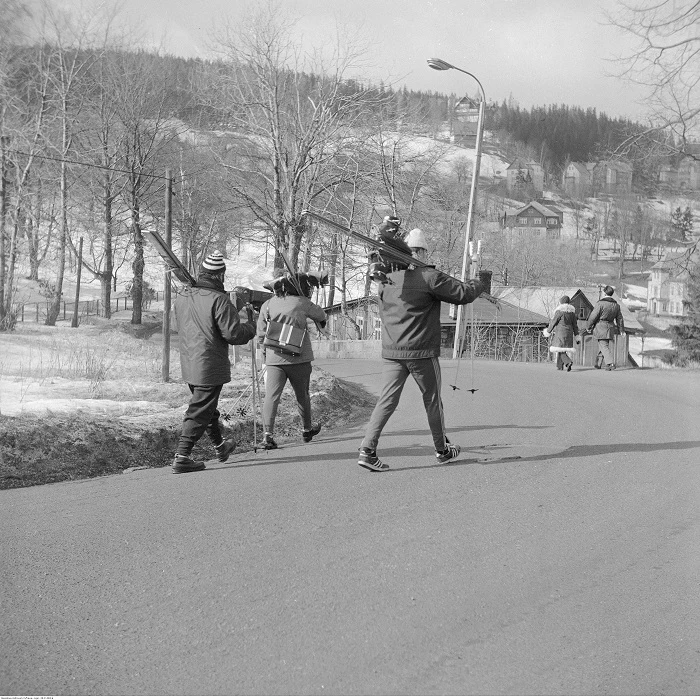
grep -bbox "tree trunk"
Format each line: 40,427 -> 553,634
130,206 -> 144,326
100,167 -> 113,318
46,161 -> 69,326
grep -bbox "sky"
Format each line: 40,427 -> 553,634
57,0 -> 649,121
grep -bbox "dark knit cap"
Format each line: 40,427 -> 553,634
200,250 -> 226,274
603,285 -> 614,296
560,295 -> 570,304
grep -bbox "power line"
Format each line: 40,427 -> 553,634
6,149 -> 206,182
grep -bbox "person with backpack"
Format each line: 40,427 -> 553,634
256,274 -> 327,450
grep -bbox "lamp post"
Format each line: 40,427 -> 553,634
428,58 -> 485,359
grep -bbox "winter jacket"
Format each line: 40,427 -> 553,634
543,303 -> 580,352
587,296 -> 624,340
377,266 -> 483,359
175,276 -> 256,385
257,295 -> 327,366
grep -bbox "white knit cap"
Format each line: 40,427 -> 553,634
201,250 -> 226,273
406,228 -> 428,250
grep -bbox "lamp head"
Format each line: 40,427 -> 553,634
427,58 -> 453,71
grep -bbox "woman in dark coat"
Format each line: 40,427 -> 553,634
543,295 -> 581,371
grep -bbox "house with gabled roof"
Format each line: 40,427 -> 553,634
562,161 -> 592,198
506,158 -> 544,195
500,201 -> 564,238
647,249 -> 697,324
319,291 -> 551,361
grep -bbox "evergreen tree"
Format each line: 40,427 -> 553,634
670,206 -> 693,241
670,267 -> 700,364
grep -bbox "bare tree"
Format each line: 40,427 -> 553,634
208,0 -> 379,272
605,0 -> 700,159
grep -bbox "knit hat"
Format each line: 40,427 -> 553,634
603,285 -> 614,296
406,228 -> 428,250
559,295 -> 570,304
201,250 -> 226,274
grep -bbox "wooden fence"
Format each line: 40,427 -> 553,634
12,292 -> 162,324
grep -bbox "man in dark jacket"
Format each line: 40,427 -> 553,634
172,251 -> 257,474
587,285 -> 625,371
358,262 -> 483,471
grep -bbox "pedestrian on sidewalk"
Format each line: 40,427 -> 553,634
543,295 -> 581,371
256,274 -> 327,450
172,251 -> 257,474
357,237 -> 483,471
586,285 -> 625,371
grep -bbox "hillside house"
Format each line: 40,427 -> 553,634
591,160 -> 633,196
492,286 -> 643,367
452,96 -> 480,147
562,162 -> 592,198
506,159 -> 544,195
500,201 -> 564,238
658,144 -> 700,191
647,252 -> 695,321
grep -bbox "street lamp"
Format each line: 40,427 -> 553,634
428,58 -> 485,360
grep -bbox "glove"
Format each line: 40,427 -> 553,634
542,328 -> 551,338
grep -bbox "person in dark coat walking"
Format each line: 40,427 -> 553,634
543,295 -> 581,371
357,261 -> 483,472
586,285 -> 625,370
172,251 -> 257,474
256,275 -> 327,450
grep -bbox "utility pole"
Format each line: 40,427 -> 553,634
71,237 -> 83,328
0,135 -> 8,321
162,169 -> 173,382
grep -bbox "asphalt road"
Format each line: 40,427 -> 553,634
2,359 -> 699,695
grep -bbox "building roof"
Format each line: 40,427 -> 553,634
566,162 -> 589,176
491,286 -> 643,332
439,295 -> 550,326
502,201 -> 563,219
324,294 -> 549,325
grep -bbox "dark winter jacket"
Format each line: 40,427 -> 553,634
377,266 -> 483,359
257,295 -> 327,366
543,303 -> 580,352
587,296 -> 624,340
175,276 -> 256,385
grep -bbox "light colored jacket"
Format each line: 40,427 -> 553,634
257,295 -> 327,365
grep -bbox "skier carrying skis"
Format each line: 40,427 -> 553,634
357,227 -> 484,471
171,251 -> 257,474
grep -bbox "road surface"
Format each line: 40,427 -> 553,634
2,359 -> 699,695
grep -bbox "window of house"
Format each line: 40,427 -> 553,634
547,218 -> 558,225
373,317 -> 381,340
662,302 -> 668,312
517,217 -> 528,224
578,306 -> 587,319
517,227 -> 528,236
533,217 -> 542,225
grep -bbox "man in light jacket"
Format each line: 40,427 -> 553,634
358,255 -> 483,471
172,251 -> 257,474
586,285 -> 625,371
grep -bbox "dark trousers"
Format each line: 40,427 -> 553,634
361,357 -> 447,453
263,362 -> 313,434
177,384 -> 223,455
556,352 -> 572,370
